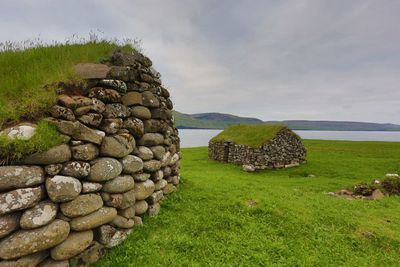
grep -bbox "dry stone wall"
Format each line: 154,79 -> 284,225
0,51 -> 180,266
209,128 -> 306,170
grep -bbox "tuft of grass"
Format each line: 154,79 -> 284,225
0,121 -> 64,164
94,140 -> 400,266
210,124 -> 289,147
0,40 -> 135,127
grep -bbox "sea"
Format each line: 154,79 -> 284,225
179,129 -> 400,148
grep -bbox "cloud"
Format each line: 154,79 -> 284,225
0,0 -> 399,123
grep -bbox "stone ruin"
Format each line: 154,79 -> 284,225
0,51 -> 180,266
209,126 -> 306,171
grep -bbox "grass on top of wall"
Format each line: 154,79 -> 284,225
0,121 -> 64,164
94,140 -> 400,266
210,124 -> 289,147
0,40 -> 134,128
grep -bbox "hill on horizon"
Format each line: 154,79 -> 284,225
174,111 -> 400,131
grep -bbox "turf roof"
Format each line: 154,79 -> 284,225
210,124 -> 289,148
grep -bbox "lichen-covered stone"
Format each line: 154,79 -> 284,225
94,225 -> 131,248
133,146 -> 153,161
100,134 -> 135,158
102,175 -> 135,193
51,105 -> 75,121
117,207 -> 135,219
163,184 -> 177,195
69,207 -> 117,231
88,158 -> 122,182
46,176 -> 81,203
0,212 -> 20,239
120,155 -> 143,174
100,118 -> 123,134
138,133 -> 164,146
0,186 -> 43,215
20,201 -> 58,229
121,92 -> 142,106
0,219 -> 70,260
45,164 -> 63,176
0,251 -> 49,267
150,146 -> 166,160
60,194 -> 103,218
0,123 -> 37,140
143,160 -> 162,172
141,91 -> 160,108
148,203 -> 161,216
50,230 -> 93,261
0,166 -> 44,192
69,241 -> 105,267
61,161 -> 90,178
130,106 -> 151,120
97,79 -> 127,93
82,182 -> 102,193
133,173 -> 151,182
134,200 -> 148,215
38,258 -> 69,267
123,117 -> 144,138
134,180 -> 155,201
147,190 -> 164,204
88,87 -> 121,103
154,179 -> 168,191
101,189 -> 135,209
23,144 -> 71,165
103,104 -> 129,118
110,215 -> 134,229
71,144 -> 99,161
78,113 -> 103,127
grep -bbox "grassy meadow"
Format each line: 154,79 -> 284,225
94,140 -> 400,266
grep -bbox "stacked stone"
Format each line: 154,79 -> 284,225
0,51 -> 180,266
209,128 -> 306,170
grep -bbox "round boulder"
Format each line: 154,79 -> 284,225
60,194 -> 103,218
100,134 -> 135,158
88,158 -> 122,182
143,160 -> 162,172
103,175 -> 135,193
50,230 -> 93,261
69,207 -> 117,231
120,155 -> 143,174
46,176 -> 82,203
134,146 -> 153,161
20,201 -> 58,229
61,161 -> 90,178
134,180 -> 155,200
138,133 -> 164,146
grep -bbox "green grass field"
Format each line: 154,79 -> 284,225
94,140 -> 400,267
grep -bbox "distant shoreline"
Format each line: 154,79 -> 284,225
177,127 -> 400,132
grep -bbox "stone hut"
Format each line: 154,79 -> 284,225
208,125 -> 306,170
0,51 -> 180,266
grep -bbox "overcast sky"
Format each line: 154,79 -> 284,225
1,0 -> 399,123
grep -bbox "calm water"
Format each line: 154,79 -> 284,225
179,129 -> 400,148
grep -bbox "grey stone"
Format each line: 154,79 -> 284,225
134,200 -> 148,215
154,179 -> 168,191
134,146 -> 153,161
45,164 -> 63,176
143,119 -> 168,133
133,173 -> 151,182
88,87 -> 121,103
69,207 -> 117,231
100,118 -> 123,134
61,161 -> 90,178
100,134 -> 135,158
20,201 -> 58,229
38,259 -> 69,267
0,251 -> 48,267
123,117 -> 144,138
118,207 -> 135,219
0,219 -> 70,260
60,194 -> 103,218
0,123 -> 36,140
163,184 -> 177,195
138,133 -> 164,146
78,113 -> 103,127
101,190 -> 135,209
97,79 -> 127,93
161,152 -> 172,167
71,144 -> 99,161
46,176 -> 82,203
73,63 -> 110,79
133,216 -> 143,226
68,241 -> 105,267
46,120 -> 104,145
102,175 -> 135,193
151,170 -> 164,182
134,180 -> 155,200
121,92 -> 142,106
23,144 -> 71,165
148,203 -> 160,216
110,215 -> 134,229
141,91 -> 160,108
50,105 -> 75,121
51,230 -> 93,261
170,153 -> 180,166
143,160 -> 162,172
0,166 -> 44,192
0,212 -> 20,239
147,190 -> 163,204
0,186 -> 43,215
120,155 -> 143,174
94,225 -> 131,248
82,182 -> 103,193
130,106 -> 151,120
103,103 -> 129,118
150,146 -> 166,160
88,158 -> 122,182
